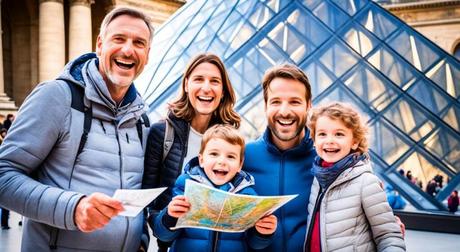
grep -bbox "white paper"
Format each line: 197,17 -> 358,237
112,187 -> 167,217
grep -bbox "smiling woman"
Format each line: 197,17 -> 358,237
142,53 -> 241,251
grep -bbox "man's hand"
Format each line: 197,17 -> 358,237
395,215 -> 406,238
74,192 -> 124,232
255,214 -> 277,235
167,195 -> 190,218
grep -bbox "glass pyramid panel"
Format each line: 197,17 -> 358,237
137,0 -> 460,211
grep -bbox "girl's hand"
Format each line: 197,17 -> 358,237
255,214 -> 277,235
167,195 -> 191,218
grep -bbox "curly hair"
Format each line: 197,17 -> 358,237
169,53 -> 241,128
307,102 -> 369,154
199,124 -> 245,162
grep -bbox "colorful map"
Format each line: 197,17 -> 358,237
172,179 -> 297,232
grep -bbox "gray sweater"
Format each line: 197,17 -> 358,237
0,53 -> 148,251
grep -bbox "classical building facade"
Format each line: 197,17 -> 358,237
0,0 -> 184,113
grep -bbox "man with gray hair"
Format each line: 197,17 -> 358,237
0,7 -> 153,251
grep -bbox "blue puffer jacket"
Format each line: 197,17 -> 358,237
153,158 -> 273,252
243,127 -> 316,252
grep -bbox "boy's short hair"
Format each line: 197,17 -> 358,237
307,102 -> 369,154
199,124 -> 245,162
261,63 -> 312,104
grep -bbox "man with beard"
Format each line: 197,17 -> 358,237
0,7 -> 152,251
244,64 -> 315,252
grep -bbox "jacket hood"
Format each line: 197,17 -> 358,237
57,53 -> 145,123
58,53 -> 97,87
183,157 -> 255,193
262,126 -> 315,157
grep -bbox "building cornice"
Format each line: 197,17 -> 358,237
384,0 -> 460,11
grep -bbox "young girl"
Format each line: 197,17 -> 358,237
305,102 -> 405,252
153,124 -> 277,252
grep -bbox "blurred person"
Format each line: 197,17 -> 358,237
386,185 -> 407,210
448,190 -> 459,213
3,113 -> 14,130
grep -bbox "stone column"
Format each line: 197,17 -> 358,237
39,0 -> 65,82
0,0 -> 17,113
69,0 -> 93,60
0,0 -> 4,95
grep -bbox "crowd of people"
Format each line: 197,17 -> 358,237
0,113 -> 14,230
5,5 -> 460,252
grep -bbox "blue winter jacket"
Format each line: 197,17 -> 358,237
243,127 -> 316,252
153,158 -> 274,252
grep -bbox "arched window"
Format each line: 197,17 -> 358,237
454,42 -> 460,60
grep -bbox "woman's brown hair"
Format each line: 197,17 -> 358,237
169,53 -> 240,128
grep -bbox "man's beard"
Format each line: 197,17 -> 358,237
268,116 -> 306,142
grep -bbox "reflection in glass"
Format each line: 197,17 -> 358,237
342,23 -> 378,57
425,59 -> 460,99
358,5 -> 398,40
387,30 -> 440,72
424,128 -> 460,173
312,1 -> 348,31
343,63 -> 397,111
407,79 -> 449,114
368,46 -> 417,89
383,99 -> 435,142
370,120 -> 410,165
319,40 -> 359,78
303,61 -> 335,96
334,0 -> 367,16
442,105 -> 460,133
239,93 -> 266,139
248,2 -> 274,29
267,22 -> 307,63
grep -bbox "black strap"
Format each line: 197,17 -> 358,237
137,113 -> 150,147
163,119 -> 174,162
65,81 -> 92,157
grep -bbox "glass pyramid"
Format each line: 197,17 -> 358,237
136,0 -> 460,211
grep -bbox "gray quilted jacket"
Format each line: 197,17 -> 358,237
305,160 -> 406,252
0,53 -> 148,251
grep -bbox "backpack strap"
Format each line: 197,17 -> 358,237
136,112 -> 150,148
65,80 -> 92,157
163,119 -> 174,162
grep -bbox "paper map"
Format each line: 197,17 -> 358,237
113,187 -> 167,217
172,179 -> 297,232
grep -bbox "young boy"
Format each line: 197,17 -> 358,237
153,124 -> 277,251
305,102 -> 405,252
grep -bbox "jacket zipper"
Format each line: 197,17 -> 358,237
279,155 -> 286,252
211,231 -> 219,252
304,185 -> 326,252
114,119 -> 128,252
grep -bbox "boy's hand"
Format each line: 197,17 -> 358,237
255,214 -> 277,235
167,195 -> 191,218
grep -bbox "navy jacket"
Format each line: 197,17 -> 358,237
243,127 -> 316,252
153,158 -> 273,252
143,112 -> 190,226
